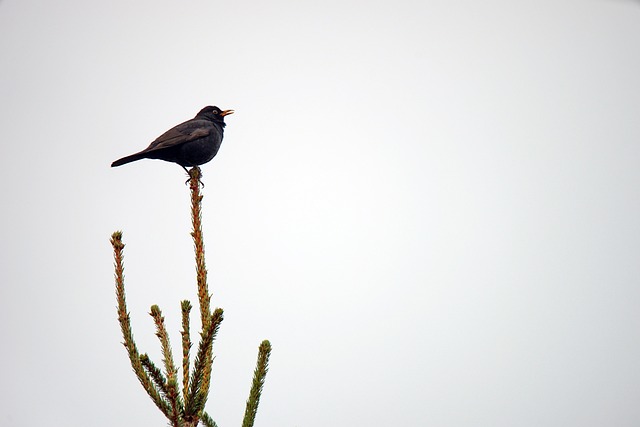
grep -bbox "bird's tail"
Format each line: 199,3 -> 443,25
111,152 -> 146,167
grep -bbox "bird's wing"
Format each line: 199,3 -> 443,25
143,119 -> 213,152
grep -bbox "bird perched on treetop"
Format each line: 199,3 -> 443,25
111,106 -> 234,172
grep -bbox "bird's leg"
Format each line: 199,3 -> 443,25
183,166 -> 192,185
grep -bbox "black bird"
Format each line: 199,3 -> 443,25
111,106 -> 234,171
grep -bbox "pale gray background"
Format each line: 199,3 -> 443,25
1,0 -> 639,426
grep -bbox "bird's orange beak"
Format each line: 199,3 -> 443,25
220,110 -> 234,117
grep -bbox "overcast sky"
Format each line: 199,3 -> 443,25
1,1 -> 640,426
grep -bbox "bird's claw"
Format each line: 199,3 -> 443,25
185,166 -> 205,187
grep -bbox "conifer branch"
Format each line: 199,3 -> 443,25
185,308 -> 224,419
151,304 -> 184,424
189,167 -> 217,409
181,300 -> 193,405
140,353 -> 169,398
242,340 -> 272,427
189,167 -> 211,329
111,231 -> 171,418
200,411 -> 218,427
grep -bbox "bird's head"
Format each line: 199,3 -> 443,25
196,106 -> 234,124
